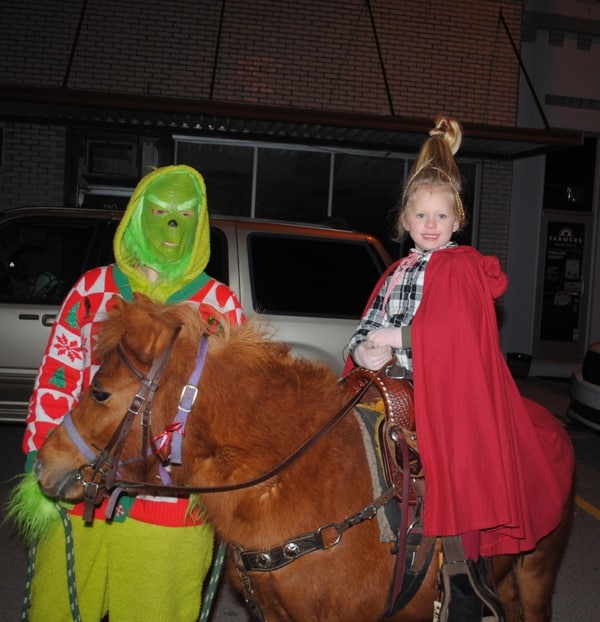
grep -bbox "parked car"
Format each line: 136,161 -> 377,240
0,206 -> 392,423
568,341 -> 600,432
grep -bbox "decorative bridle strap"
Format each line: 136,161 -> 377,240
170,336 -> 208,465
63,411 -> 98,463
106,363 -> 385,498
146,336 -> 208,487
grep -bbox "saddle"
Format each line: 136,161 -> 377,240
343,364 -> 505,622
341,363 -> 423,504
342,363 -> 430,615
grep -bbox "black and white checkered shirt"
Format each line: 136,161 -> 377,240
348,242 -> 457,370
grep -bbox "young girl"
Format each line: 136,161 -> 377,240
345,117 -> 574,559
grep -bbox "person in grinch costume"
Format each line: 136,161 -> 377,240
11,165 -> 245,621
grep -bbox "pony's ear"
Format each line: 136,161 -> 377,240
111,294 -> 126,312
132,291 -> 153,305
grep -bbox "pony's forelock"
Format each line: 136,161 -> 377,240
94,295 -> 211,360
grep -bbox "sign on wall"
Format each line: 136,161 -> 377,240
539,221 -> 585,342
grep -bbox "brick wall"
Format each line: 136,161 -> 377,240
1,124 -> 66,211
0,0 -> 523,124
479,160 -> 513,264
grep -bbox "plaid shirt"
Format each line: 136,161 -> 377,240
348,242 -> 457,370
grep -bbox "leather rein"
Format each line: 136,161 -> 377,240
65,327 -> 385,520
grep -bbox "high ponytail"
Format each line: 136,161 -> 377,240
394,116 -> 466,242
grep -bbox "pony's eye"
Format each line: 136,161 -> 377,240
91,388 -> 111,402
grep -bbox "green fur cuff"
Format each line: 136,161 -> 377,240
5,471 -> 70,546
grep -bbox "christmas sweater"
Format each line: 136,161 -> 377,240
24,264 -> 245,525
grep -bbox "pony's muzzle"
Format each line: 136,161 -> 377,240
33,457 -> 83,500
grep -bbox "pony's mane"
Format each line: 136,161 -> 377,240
95,294 -> 281,366
206,317 -> 344,411
207,318 -> 288,371
94,295 -> 209,359
94,295 -> 342,411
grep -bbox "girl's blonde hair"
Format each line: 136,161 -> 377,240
394,116 -> 465,241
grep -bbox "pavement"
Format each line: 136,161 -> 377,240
1,375 -> 598,621
513,375 -> 571,418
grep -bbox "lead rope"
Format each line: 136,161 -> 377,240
198,541 -> 227,622
21,503 -> 82,622
20,546 -> 36,620
59,504 -> 83,622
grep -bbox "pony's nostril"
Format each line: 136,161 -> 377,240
32,458 -> 43,480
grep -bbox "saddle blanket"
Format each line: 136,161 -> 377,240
353,403 -> 401,543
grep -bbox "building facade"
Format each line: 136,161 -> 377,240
507,0 -> 600,373
0,0 -> 597,372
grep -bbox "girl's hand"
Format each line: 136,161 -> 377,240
366,327 -> 403,349
352,341 -> 393,370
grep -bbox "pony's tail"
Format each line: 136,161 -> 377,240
4,472 -> 63,546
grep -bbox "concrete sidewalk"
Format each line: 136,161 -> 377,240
514,375 -> 571,419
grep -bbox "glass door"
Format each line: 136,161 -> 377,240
532,210 -> 593,360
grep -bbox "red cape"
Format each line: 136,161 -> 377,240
345,246 -> 574,556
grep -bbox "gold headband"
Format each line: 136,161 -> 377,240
402,165 -> 465,225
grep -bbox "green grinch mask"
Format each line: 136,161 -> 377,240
113,165 -> 210,301
139,176 -> 199,268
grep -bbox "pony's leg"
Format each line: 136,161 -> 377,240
492,490 -> 575,622
490,555 -> 521,621
519,485 -> 575,622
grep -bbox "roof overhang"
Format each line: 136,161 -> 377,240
0,85 -> 583,160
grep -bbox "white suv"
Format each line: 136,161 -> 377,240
568,341 -> 600,432
0,207 -> 391,422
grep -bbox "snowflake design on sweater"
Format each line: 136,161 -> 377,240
54,333 -> 84,363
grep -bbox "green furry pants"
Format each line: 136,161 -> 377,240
27,515 -> 214,622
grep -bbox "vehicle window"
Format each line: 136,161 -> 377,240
0,217 -> 102,305
0,215 -> 229,307
95,220 -> 119,266
248,234 -> 384,318
206,226 -> 228,285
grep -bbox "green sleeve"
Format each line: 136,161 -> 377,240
401,325 -> 411,349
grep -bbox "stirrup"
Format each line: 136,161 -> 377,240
438,537 -> 504,622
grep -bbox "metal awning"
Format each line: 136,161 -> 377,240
0,85 -> 583,160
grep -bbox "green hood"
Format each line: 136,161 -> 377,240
113,165 -> 210,302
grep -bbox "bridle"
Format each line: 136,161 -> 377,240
64,327 -> 181,521
64,326 -> 383,522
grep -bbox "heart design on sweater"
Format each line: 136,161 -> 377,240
40,392 -> 70,418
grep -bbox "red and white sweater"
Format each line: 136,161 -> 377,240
24,264 -> 245,525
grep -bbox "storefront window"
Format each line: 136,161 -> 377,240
176,141 -> 254,217
255,148 -> 330,222
332,153 -> 405,257
174,137 -> 479,254
543,137 -> 596,212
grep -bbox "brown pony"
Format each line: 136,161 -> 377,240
35,294 -> 574,622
